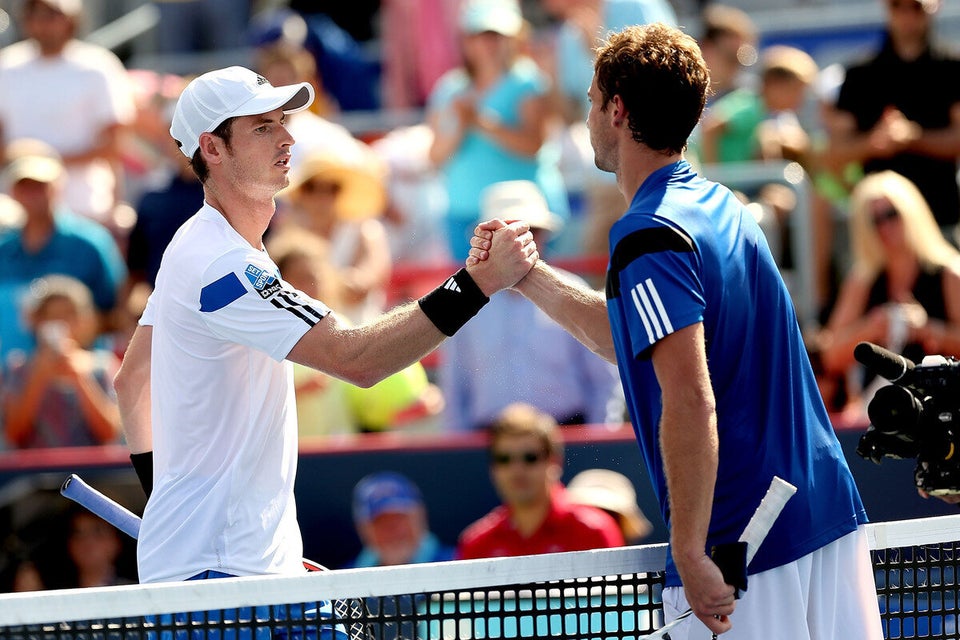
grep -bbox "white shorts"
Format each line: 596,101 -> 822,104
662,527 -> 884,640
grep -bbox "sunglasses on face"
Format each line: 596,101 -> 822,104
490,450 -> 547,467
300,180 -> 342,196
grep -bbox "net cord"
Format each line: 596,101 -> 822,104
0,514 -> 958,627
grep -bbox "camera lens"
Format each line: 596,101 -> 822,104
868,384 -> 923,436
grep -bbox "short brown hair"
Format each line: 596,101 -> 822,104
488,403 -> 564,460
594,23 -> 710,155
189,118 -> 234,184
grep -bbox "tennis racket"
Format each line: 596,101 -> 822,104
61,473 -> 372,640
641,475 -> 798,640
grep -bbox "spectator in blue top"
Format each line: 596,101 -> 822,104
349,471 -> 455,568
427,0 -> 568,261
0,140 -> 126,368
126,150 -> 204,291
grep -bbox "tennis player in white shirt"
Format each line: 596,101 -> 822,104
114,65 -> 538,584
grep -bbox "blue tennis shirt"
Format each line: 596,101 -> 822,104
605,160 -> 866,587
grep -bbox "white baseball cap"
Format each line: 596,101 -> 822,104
2,138 -> 64,188
459,0 -> 523,37
170,66 -> 315,158
27,0 -> 82,17
480,180 -> 563,232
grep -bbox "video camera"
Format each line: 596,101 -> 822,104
854,342 -> 960,495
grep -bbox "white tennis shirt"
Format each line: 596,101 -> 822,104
138,203 -> 330,583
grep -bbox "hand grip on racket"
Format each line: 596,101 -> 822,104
61,473 -> 141,539
640,476 -> 798,640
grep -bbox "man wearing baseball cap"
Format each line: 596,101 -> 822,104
0,140 -> 126,364
114,65 -> 539,586
439,180 -> 621,432
349,472 -> 454,568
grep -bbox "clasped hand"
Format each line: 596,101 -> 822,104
465,219 -> 539,295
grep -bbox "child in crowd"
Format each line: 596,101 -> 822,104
2,275 -> 121,448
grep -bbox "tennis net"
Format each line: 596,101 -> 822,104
0,513 -> 958,640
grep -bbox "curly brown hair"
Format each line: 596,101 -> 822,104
594,23 -> 710,155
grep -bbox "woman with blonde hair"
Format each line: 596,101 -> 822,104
818,170 -> 960,378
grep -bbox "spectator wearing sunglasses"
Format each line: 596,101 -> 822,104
814,171 -> 960,404
457,402 -> 624,559
823,0 -> 960,241
278,147 -> 392,325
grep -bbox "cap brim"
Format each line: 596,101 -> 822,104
360,497 -> 422,522
4,156 -> 63,185
220,82 -> 315,127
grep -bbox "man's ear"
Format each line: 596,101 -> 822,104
610,95 -> 627,128
197,132 -> 223,164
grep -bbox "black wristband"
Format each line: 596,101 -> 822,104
418,268 -> 490,336
130,451 -> 154,499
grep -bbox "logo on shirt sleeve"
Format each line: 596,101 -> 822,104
631,277 -> 674,343
245,264 -> 282,300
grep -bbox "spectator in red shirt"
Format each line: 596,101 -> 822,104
457,402 -> 624,559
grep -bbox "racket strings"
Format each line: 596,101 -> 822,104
334,597 -> 373,640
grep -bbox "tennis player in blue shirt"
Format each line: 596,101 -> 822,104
470,23 -> 882,640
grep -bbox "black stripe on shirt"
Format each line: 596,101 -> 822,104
271,296 -> 323,327
605,226 -> 695,299
277,292 -> 326,322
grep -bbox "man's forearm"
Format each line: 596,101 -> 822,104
515,261 -> 617,363
114,326 -> 153,454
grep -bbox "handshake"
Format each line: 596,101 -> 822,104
463,218 -> 541,297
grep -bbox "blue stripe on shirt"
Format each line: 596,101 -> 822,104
200,273 -> 246,312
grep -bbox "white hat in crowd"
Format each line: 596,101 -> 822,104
567,469 -> 652,542
2,138 -> 64,189
480,180 -> 563,233
28,0 -> 82,17
459,0 -> 523,37
170,66 -> 315,158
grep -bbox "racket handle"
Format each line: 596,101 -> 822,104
61,473 -> 142,540
639,476 -> 797,640
739,476 -> 797,566
60,473 -> 335,582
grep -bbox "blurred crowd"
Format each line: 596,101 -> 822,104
2,0 -> 960,589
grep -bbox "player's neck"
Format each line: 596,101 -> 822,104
204,185 -> 275,249
617,145 -> 682,206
